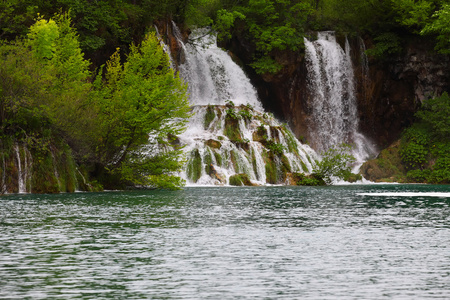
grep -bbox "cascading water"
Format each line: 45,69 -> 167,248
173,28 -> 317,185
304,32 -> 375,170
14,144 -> 32,193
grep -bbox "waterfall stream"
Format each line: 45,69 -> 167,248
174,29 -> 317,185
304,32 -> 376,170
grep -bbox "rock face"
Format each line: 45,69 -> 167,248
354,37 -> 450,148
222,34 -> 450,151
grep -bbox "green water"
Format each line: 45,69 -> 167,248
1,184 -> 449,299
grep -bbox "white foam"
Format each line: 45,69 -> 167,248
357,192 -> 450,198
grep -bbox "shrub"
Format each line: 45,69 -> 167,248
313,144 -> 356,185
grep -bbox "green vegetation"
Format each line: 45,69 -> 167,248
266,141 -> 285,156
186,149 -> 203,183
400,93 -> 450,183
2,0 -> 450,73
291,172 -> 325,186
312,144 -> 358,184
1,13 -> 190,192
360,93 -> 450,184
204,105 -> 216,129
2,1 -> 449,191
229,173 -> 253,186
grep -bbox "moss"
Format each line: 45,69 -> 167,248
205,139 -> 222,149
282,126 -> 303,155
253,125 -> 268,143
360,140 -> 407,182
280,154 -> 291,174
186,149 -> 202,183
204,148 -> 213,175
229,173 -> 253,186
230,150 -> 240,173
204,105 -> 216,129
263,151 -> 278,184
224,112 -> 242,142
251,151 -> 258,176
214,151 -> 223,167
300,161 -> 308,172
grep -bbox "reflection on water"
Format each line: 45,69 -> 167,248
1,185 -> 449,299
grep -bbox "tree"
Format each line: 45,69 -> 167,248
92,32 -> 191,189
214,0 -> 315,74
421,3 -> 450,54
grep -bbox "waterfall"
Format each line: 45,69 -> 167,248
14,144 -> 32,193
359,37 -> 371,104
304,32 -> 375,170
172,27 -> 317,185
178,29 -> 263,110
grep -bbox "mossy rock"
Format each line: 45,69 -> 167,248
343,172 -> 363,183
204,105 -> 216,129
224,113 -> 242,142
264,155 -> 278,184
253,125 -> 268,143
213,151 -> 223,167
205,139 -> 222,149
229,173 -> 253,186
280,154 -> 291,174
360,140 -> 407,182
186,149 -> 202,183
287,172 -> 326,186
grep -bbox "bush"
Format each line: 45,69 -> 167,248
266,140 -> 285,156
312,144 -> 356,185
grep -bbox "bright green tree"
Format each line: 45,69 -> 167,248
92,32 -> 191,189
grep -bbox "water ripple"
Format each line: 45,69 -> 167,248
1,185 -> 449,299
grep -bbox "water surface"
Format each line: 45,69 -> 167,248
1,184 -> 449,299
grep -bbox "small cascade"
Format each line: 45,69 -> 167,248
50,150 -> 62,192
14,144 -> 32,193
172,27 -> 317,185
359,37 -> 371,103
304,32 -> 376,170
179,105 -> 317,185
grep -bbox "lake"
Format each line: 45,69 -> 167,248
1,184 -> 449,299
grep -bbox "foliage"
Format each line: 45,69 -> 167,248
365,32 -> 403,59
400,124 -> 430,169
266,140 -> 285,156
294,172 -> 325,186
421,4 -> 450,54
92,32 -> 190,188
312,144 -> 356,184
415,92 -> 450,139
1,14 -> 190,191
397,93 -> 450,183
226,107 -> 240,120
391,0 -> 436,32
214,0 -> 314,74
238,108 -> 253,121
